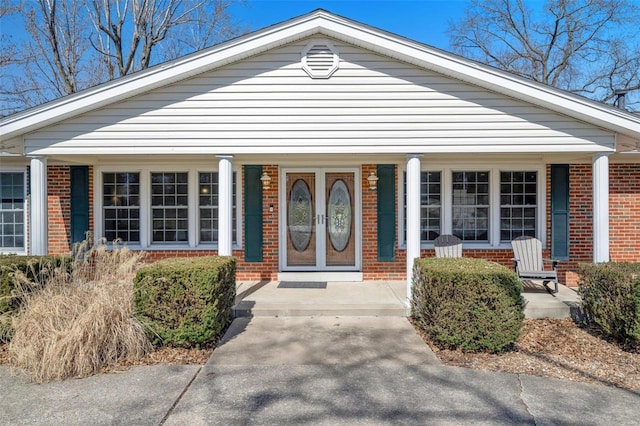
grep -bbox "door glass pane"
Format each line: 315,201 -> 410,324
327,179 -> 351,252
286,173 -> 316,266
325,173 -> 356,267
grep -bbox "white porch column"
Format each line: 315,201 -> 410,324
592,153 -> 610,263
217,155 -> 233,256
29,156 -> 48,255
406,154 -> 422,305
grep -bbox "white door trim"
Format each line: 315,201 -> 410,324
279,167 -> 361,272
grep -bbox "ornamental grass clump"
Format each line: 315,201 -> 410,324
8,241 -> 151,383
0,255 -> 70,342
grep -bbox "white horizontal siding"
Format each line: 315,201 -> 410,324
24,38 -> 615,155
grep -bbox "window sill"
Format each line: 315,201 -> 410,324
103,244 -> 242,252
398,243 -> 522,251
0,250 -> 27,256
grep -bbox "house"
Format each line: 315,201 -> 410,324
2,10 -> 640,300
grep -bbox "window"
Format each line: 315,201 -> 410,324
401,167 -> 541,247
500,171 -> 537,242
103,172 -> 140,243
404,171 -> 442,242
199,172 -> 237,244
452,171 -> 489,241
99,168 -> 239,248
151,172 -> 189,243
421,172 -> 441,241
0,172 -> 25,250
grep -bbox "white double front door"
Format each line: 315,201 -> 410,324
280,168 -> 361,271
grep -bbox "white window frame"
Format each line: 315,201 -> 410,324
94,165 -> 242,251
0,168 -> 27,255
398,163 -> 546,249
102,171 -> 142,245
451,170 -> 491,243
150,171 -> 190,244
196,170 -> 239,247
498,170 -> 539,243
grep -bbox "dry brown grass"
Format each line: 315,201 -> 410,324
8,241 -> 152,383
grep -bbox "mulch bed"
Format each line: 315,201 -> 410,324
413,318 -> 640,392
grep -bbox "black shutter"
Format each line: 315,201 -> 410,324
70,166 -> 89,244
551,165 -> 570,260
244,166 -> 263,262
377,165 -> 396,261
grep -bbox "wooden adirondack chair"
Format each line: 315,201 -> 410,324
511,235 -> 559,293
434,234 -> 463,258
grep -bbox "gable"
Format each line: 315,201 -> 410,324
3,9 -> 640,154
22,37 -> 615,156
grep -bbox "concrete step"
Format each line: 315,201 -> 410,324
233,280 -> 408,318
233,301 -> 407,317
233,280 -> 583,320
522,284 -> 583,320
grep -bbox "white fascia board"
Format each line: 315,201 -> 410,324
316,17 -> 640,140
0,15 -> 324,142
28,144 -> 614,156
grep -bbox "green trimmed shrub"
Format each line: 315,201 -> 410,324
133,256 -> 236,348
0,255 -> 71,342
578,262 -> 640,346
411,257 -> 525,353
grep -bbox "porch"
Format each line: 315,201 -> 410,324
233,280 -> 582,320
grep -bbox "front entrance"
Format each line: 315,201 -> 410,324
280,168 -> 360,271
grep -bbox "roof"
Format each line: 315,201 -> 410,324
2,9 -> 640,149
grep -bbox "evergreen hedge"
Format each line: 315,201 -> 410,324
411,257 -> 525,353
578,262 -> 640,346
133,256 -> 236,348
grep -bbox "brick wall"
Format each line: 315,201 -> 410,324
545,163 -> 640,287
361,164 -> 405,280
46,165 -> 95,255
540,164 -> 593,286
43,162 -> 640,283
609,164 -> 640,261
47,166 -> 71,254
236,164 -> 279,281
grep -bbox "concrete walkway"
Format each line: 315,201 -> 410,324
2,316 -> 638,425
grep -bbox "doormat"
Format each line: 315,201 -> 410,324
278,281 -> 327,289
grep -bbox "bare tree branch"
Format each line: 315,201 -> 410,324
449,0 -> 640,110
2,0 -> 245,113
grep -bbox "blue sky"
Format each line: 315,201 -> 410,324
0,1 -> 469,53
229,0 -> 472,49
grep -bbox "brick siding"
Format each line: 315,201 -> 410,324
609,164 -> 640,261
41,162 -> 640,284
46,165 -> 94,255
47,166 -> 71,254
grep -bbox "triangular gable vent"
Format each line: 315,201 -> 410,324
302,40 -> 339,78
